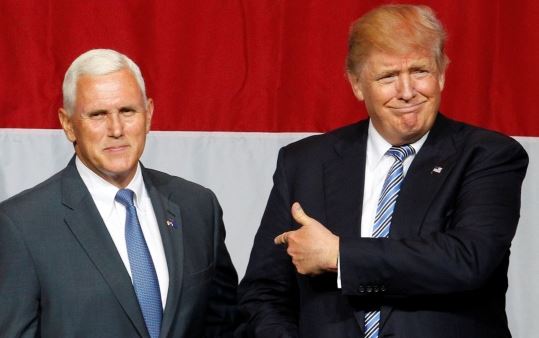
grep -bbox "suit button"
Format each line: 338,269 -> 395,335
359,286 -> 365,293
381,285 -> 386,292
374,286 -> 380,293
366,286 -> 373,293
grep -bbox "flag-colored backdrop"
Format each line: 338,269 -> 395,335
1,1 -> 538,336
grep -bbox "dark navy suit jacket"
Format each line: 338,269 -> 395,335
238,114 -> 528,338
0,158 -> 238,337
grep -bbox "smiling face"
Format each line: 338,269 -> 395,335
348,49 -> 445,145
59,68 -> 153,188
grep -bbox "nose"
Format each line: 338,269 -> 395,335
397,74 -> 415,101
107,112 -> 124,138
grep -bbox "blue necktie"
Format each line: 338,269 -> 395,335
115,189 -> 162,338
365,145 -> 415,338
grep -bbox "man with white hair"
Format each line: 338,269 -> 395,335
0,49 -> 238,337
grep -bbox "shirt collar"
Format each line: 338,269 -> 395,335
75,157 -> 146,215
366,120 -> 429,166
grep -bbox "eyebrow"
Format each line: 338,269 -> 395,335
85,105 -> 139,115
374,61 -> 433,77
119,105 -> 138,112
409,62 -> 431,70
86,109 -> 108,116
375,70 -> 398,78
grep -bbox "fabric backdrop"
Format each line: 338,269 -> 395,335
1,1 -> 538,336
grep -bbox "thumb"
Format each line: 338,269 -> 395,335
291,202 -> 311,226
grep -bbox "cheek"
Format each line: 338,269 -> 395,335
371,84 -> 392,97
75,126 -> 107,150
416,80 -> 441,97
132,118 -> 151,136
80,128 -> 102,142
130,112 -> 151,133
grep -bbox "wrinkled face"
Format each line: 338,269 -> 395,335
59,69 -> 153,188
348,50 -> 445,145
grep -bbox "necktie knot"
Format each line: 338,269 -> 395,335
386,144 -> 415,162
115,188 -> 135,208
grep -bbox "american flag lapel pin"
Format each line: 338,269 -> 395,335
166,219 -> 177,229
431,166 -> 443,174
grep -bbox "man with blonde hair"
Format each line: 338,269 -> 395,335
238,5 -> 528,337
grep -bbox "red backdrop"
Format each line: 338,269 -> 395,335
1,0 -> 537,135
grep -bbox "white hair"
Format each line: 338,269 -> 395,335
62,49 -> 147,115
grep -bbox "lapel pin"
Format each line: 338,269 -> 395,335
431,166 -> 443,174
166,219 -> 177,229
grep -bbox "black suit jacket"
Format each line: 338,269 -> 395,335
0,158 -> 238,337
238,114 -> 528,338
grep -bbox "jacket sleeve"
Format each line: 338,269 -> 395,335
237,149 -> 300,338
0,209 -> 40,337
204,191 -> 240,338
340,135 -> 529,297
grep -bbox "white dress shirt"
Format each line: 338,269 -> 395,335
76,157 -> 169,308
360,122 -> 428,237
338,121 -> 428,287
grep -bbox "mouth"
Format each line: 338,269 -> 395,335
104,145 -> 130,153
389,102 -> 426,114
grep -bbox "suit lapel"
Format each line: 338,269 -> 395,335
142,169 -> 184,338
324,121 -> 369,239
380,114 -> 458,330
390,114 -> 458,238
323,121 -> 369,333
60,159 -> 148,337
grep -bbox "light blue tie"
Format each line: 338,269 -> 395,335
365,145 -> 415,338
115,189 -> 162,338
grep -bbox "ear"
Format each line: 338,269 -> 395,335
58,108 -> 77,143
347,72 -> 365,101
438,71 -> 446,91
438,58 -> 448,91
145,98 -> 154,134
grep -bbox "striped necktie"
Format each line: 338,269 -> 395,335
365,145 -> 416,338
116,189 -> 162,338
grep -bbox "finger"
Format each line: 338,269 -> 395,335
291,202 -> 310,225
274,232 -> 288,245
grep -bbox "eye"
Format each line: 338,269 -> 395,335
412,69 -> 429,78
119,107 -> 137,117
86,111 -> 108,120
376,73 -> 397,84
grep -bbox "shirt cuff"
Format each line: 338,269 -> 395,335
337,252 -> 341,289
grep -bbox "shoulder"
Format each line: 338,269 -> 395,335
142,168 -> 219,205
280,120 -> 368,161
142,169 -> 224,237
434,115 -> 529,170
0,169 -> 64,213
441,115 -> 527,155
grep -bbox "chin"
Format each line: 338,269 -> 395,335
391,126 -> 419,142
102,161 -> 136,175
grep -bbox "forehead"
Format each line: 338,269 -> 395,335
361,50 -> 438,74
75,69 -> 144,106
